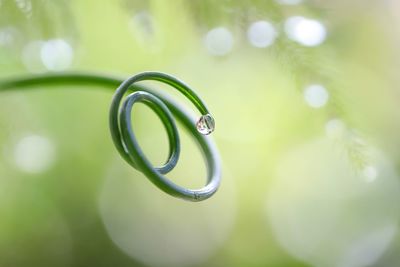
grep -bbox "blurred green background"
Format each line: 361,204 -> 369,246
1,0 -> 400,266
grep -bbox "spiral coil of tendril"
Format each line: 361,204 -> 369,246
0,72 -> 221,201
109,72 -> 220,201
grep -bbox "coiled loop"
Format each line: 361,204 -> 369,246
109,72 -> 220,201
0,71 -> 221,201
119,91 -> 180,174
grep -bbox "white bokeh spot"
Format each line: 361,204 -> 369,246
14,135 -> 56,174
275,0 -> 303,5
247,21 -> 278,48
363,165 -> 379,183
267,138 -> 400,267
325,119 -> 346,139
41,39 -> 73,71
0,27 -> 19,47
285,16 -> 327,46
204,27 -> 233,56
304,84 -> 329,108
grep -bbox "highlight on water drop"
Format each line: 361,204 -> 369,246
196,114 -> 215,135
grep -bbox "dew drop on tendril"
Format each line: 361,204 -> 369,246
0,72 -> 221,202
196,114 -> 215,135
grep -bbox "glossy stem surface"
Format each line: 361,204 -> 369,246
0,72 -> 221,201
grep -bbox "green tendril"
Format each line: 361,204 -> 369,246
0,72 -> 221,202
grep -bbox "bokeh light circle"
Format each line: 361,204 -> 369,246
99,160 -> 236,267
266,137 -> 400,267
204,27 -> 234,56
40,39 -> 73,71
14,134 -> 56,174
275,0 -> 303,5
304,84 -> 329,108
247,21 -> 278,48
285,16 -> 327,47
325,118 -> 346,139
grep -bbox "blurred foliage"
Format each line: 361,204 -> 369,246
1,0 -> 400,267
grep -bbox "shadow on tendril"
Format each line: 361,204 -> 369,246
0,71 -> 221,202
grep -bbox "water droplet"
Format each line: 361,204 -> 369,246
196,114 -> 215,135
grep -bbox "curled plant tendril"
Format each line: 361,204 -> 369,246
0,72 -> 221,201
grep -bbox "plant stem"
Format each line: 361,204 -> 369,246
0,72 -> 221,202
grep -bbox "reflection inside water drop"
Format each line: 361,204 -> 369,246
196,114 -> 215,135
